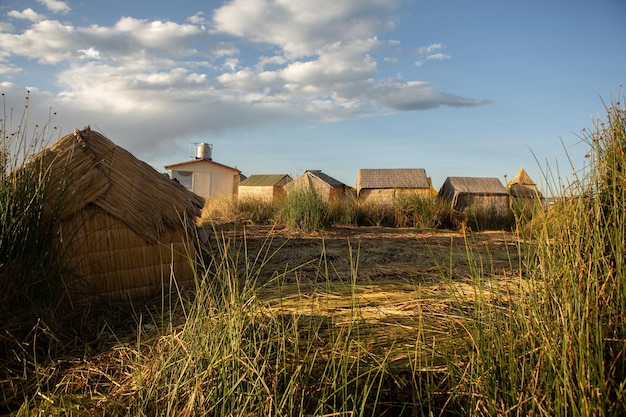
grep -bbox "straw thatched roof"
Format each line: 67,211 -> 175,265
438,177 -> 511,222
506,168 -> 543,199
356,168 -> 430,196
506,167 -> 535,188
239,174 -> 292,187
439,177 -> 508,200
438,177 -> 507,201
40,127 -> 204,242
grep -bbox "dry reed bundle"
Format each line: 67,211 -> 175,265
259,277 -> 531,370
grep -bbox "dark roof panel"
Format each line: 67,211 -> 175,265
305,170 -> 346,187
239,174 -> 292,187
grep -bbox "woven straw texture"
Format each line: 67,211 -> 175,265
36,127 -> 204,300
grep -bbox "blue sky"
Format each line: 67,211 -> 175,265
1,0 -> 624,191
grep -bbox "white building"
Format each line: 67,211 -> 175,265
165,144 -> 241,200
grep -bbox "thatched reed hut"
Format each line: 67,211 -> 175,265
284,170 -> 352,201
36,127 -> 204,300
165,144 -> 241,200
238,174 -> 292,203
506,167 -> 542,199
506,167 -> 544,215
356,168 -> 432,205
438,176 -> 510,217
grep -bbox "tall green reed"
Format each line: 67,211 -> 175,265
280,187 -> 330,232
0,92 -> 69,412
118,229 -> 399,416
458,94 -> 626,416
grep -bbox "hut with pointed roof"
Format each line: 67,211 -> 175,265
356,168 -> 432,205
238,174 -> 292,203
36,127 -> 204,300
284,170 -> 352,201
506,167 -> 544,215
506,167 -> 542,199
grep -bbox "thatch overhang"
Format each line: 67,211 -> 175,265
356,168 -> 430,197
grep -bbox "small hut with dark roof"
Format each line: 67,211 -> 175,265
35,127 -> 204,300
284,170 -> 351,201
438,176 -> 511,218
238,174 -> 292,203
356,168 -> 432,205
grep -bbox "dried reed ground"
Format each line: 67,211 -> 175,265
4,227 -> 525,415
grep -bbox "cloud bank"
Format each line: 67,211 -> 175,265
0,0 -> 490,157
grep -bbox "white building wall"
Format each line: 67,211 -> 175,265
168,161 -> 238,200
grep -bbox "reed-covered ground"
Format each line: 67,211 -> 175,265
1,93 -> 624,416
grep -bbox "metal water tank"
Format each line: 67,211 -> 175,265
195,143 -> 212,160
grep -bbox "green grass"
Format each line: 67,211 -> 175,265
452,93 -> 626,416
279,187 -> 331,232
0,93 -> 75,411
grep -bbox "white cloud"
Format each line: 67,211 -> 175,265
222,57 -> 239,71
426,53 -> 451,61
417,43 -> 443,55
77,47 -> 100,59
7,8 -> 46,22
188,12 -> 207,25
414,43 -> 451,67
0,16 -> 211,66
256,55 -> 287,70
212,0 -> 397,58
37,0 -> 71,14
0,20 -> 76,64
367,79 -> 491,111
0,1 -> 490,161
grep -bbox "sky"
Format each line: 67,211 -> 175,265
0,0 -> 624,191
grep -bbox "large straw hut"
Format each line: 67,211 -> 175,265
356,168 -> 432,205
165,143 -> 241,200
438,176 -> 510,216
36,127 -> 204,300
284,170 -> 352,201
238,174 -> 292,203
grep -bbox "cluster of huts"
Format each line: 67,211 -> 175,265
32,131 -> 541,301
165,143 -> 543,218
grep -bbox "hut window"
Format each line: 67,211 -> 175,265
173,171 -> 193,189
